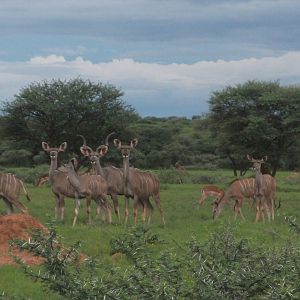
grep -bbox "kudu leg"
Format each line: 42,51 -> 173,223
153,195 -> 165,226
101,194 -> 112,224
255,199 -> 261,222
72,197 -> 81,227
140,198 -> 153,224
124,196 -> 129,225
262,199 -> 271,222
3,198 -> 14,214
54,194 -> 60,219
111,194 -> 120,223
133,195 -> 139,225
95,199 -> 101,219
60,198 -> 65,221
86,198 -> 92,225
255,197 -> 265,222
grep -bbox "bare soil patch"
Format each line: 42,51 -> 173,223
0,214 -> 46,265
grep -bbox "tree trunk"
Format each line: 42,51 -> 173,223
228,154 -> 238,177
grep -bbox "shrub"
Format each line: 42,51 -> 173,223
12,222 -> 300,299
158,167 -> 190,184
0,149 -> 33,167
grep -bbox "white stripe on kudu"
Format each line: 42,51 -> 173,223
0,173 -> 31,214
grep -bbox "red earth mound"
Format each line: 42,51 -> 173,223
0,214 -> 46,265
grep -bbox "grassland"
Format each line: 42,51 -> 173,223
0,168 -> 300,299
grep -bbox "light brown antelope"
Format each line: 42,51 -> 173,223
198,185 -> 225,206
213,175 -> 276,222
247,155 -> 276,221
42,141 -> 110,226
78,133 -> 125,222
59,158 -> 111,225
213,178 -> 257,220
0,172 -> 31,214
114,138 -> 165,226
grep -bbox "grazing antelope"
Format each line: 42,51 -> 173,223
42,141 -> 110,226
78,133 -> 125,222
198,185 -> 225,206
247,155 -> 276,221
213,178 -> 258,220
114,138 -> 165,226
0,172 -> 31,214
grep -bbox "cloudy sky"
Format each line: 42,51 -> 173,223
0,0 -> 300,117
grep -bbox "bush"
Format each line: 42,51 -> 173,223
12,221 -> 300,299
3,165 -> 49,184
158,167 -> 190,184
0,149 -> 33,167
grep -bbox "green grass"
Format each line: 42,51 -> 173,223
0,169 -> 299,299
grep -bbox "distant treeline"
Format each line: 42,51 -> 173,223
1,78 -> 300,175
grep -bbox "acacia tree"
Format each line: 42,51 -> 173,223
1,78 -> 138,161
209,80 -> 300,176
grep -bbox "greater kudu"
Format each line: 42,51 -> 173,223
59,158 -> 111,224
212,177 -> 260,220
247,155 -> 276,221
0,173 -> 31,214
78,133 -> 125,222
114,138 -> 165,226
213,175 -> 276,221
42,142 -> 109,226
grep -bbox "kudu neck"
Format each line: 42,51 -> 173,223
49,156 -> 58,179
93,158 -> 105,176
122,156 -> 131,183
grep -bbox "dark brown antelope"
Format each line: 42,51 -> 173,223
0,173 -> 31,214
247,154 -> 276,221
42,141 -> 110,226
78,133 -> 125,222
114,138 -> 165,226
198,185 -> 225,206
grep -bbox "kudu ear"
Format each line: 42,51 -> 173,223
96,145 -> 108,156
262,155 -> 268,162
41,142 -> 50,151
246,154 -> 253,162
80,146 -> 91,157
59,142 -> 67,152
130,138 -> 138,148
113,139 -> 121,148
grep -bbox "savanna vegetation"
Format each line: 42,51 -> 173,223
0,168 -> 300,299
0,78 -> 300,299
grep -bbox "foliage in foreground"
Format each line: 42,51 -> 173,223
12,221 -> 300,300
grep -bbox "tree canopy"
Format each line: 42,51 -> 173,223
208,80 -> 300,175
1,78 -> 300,172
1,78 -> 138,158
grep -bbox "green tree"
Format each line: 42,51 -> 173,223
1,78 -> 138,160
209,80 -> 300,176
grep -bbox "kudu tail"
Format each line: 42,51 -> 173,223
20,179 -> 32,202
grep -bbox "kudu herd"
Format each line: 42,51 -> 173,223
0,131 -> 277,226
212,155 -> 276,222
39,134 -> 165,226
41,141 -> 110,226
